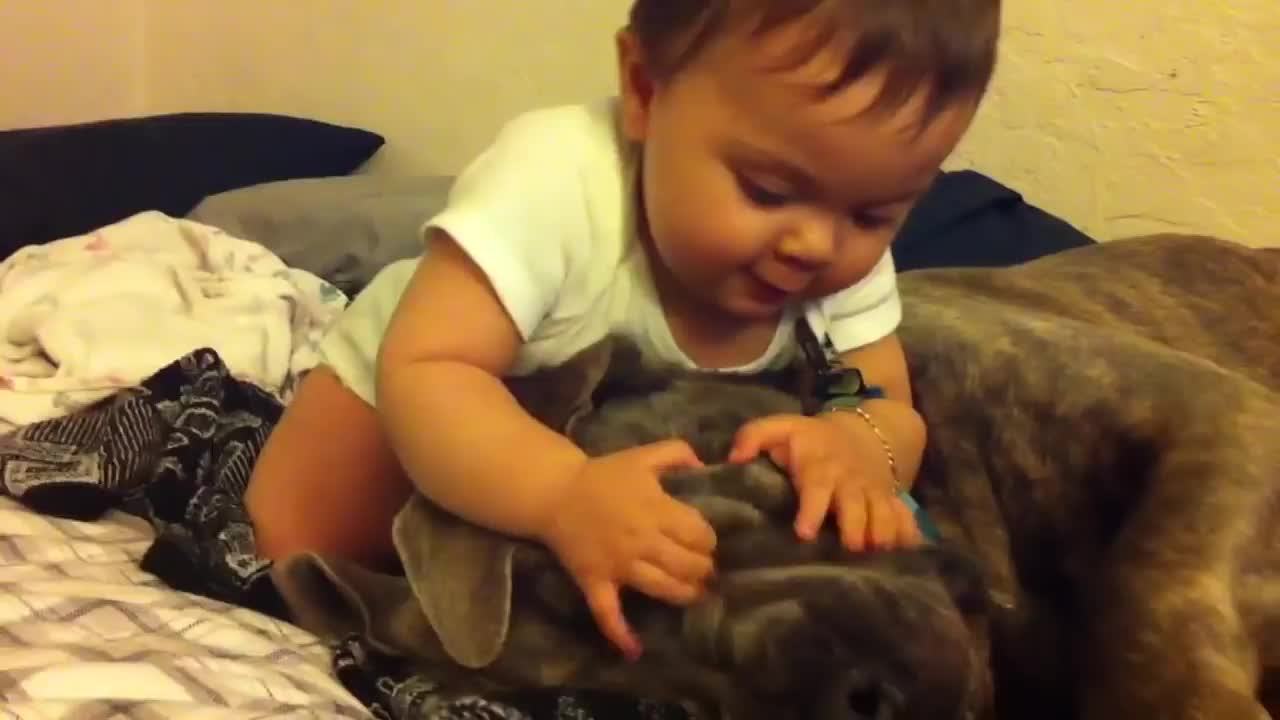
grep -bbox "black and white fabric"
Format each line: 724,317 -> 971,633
0,348 -> 690,720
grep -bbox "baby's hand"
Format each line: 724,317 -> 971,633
538,439 -> 716,661
729,413 -> 922,551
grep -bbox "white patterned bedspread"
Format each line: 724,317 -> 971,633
0,496 -> 372,719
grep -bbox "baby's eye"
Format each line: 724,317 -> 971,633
850,211 -> 894,231
736,173 -> 791,208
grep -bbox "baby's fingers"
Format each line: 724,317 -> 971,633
584,580 -> 642,661
865,492 -> 900,549
729,415 -> 797,464
795,474 -> 836,542
647,533 -> 715,587
638,438 -> 705,472
660,499 -> 718,554
893,497 -> 925,547
834,484 -> 868,551
628,559 -> 705,606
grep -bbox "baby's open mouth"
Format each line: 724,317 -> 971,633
747,273 -> 802,304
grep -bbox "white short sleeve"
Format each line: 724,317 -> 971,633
425,108 -> 595,340
814,248 -> 902,352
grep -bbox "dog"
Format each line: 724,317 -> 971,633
897,234 -> 1280,719
273,233 -> 1280,720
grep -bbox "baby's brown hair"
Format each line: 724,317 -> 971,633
628,0 -> 1001,122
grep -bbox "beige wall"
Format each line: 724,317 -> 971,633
948,0 -> 1279,245
3,1 -> 1276,245
142,0 -> 628,176
0,0 -> 147,129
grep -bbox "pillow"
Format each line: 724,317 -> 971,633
188,174 -> 454,295
0,112 -> 385,260
190,168 -> 1094,295
893,169 -> 1097,271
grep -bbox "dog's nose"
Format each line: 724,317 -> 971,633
847,685 -> 888,720
818,669 -> 901,720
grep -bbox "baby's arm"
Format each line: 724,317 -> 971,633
729,330 -> 926,550
375,231 -> 585,541
830,332 -> 926,491
813,248 -> 925,490
376,231 -> 714,659
375,107 -> 715,657
732,248 -> 926,549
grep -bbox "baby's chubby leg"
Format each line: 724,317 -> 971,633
245,365 -> 413,569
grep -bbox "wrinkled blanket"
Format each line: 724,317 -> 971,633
0,348 -> 690,720
0,496 -> 372,718
0,210 -> 348,432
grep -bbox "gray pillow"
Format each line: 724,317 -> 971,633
188,174 -> 453,295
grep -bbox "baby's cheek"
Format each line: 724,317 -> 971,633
826,237 -> 891,288
684,206 -> 759,262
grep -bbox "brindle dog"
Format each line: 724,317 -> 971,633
899,234 -> 1280,720
273,233 -> 1280,720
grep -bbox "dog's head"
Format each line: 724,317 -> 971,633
508,336 -> 996,720
274,335 -> 994,720
683,522 -> 993,720
495,494 -> 993,720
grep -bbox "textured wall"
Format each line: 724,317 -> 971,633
947,0 -> 1279,246
4,1 -> 1275,246
142,0 -> 627,176
0,1 -> 147,129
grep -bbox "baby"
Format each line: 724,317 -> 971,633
246,0 -> 1001,660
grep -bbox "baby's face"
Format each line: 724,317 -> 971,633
620,20 -> 977,324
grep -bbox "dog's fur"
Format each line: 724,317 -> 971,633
275,334 -> 990,720
898,234 -> 1280,719
273,234 -> 1280,720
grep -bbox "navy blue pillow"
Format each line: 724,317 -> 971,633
893,170 -> 1097,271
0,112 -> 385,259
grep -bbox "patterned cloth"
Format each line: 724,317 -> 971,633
0,348 -> 691,720
0,495 -> 371,718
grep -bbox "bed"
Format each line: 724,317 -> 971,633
0,495 -> 371,718
0,111 -> 1097,719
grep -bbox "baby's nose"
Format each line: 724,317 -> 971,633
776,224 -> 836,269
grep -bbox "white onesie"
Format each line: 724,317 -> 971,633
318,98 -> 902,407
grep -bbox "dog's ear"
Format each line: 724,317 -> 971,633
588,336 -> 677,406
504,336 -> 678,435
922,545 -> 990,618
271,552 -> 442,660
505,338 -> 617,434
392,494 -> 518,669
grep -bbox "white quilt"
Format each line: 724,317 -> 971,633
0,496 -> 372,718
0,212 -> 349,433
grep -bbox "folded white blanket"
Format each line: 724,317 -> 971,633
0,211 -> 349,432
